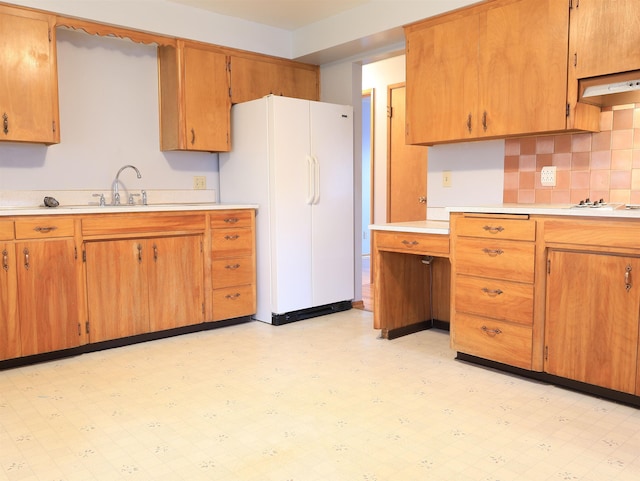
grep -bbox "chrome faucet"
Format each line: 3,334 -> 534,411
112,164 -> 142,205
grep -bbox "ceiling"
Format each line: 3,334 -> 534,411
166,0 -> 371,30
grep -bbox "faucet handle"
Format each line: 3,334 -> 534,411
141,190 -> 147,205
128,193 -> 141,205
92,193 -> 106,206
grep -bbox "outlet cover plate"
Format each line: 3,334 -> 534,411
541,166 -> 556,187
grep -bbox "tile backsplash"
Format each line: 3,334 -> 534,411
503,104 -> 640,205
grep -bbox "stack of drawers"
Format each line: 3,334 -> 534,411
210,210 -> 256,321
451,214 -> 536,369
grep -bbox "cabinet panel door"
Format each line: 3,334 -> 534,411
0,8 -> 58,144
572,0 -> 640,79
0,242 -> 20,360
148,235 -> 204,331
85,240 -> 149,342
480,0 -> 569,136
405,13 -> 479,144
183,46 -> 230,151
545,250 -> 640,394
17,239 -> 80,356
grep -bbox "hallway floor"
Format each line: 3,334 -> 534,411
1,310 -> 640,480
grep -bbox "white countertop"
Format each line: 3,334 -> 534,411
0,203 -> 257,217
369,220 -> 450,235
447,203 -> 640,218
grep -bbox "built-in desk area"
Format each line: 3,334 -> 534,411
369,220 -> 450,339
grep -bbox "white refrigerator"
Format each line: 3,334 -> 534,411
219,95 -> 354,325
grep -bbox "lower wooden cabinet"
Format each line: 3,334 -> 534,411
545,250 -> 640,395
85,234 -> 206,342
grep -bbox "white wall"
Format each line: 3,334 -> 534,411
0,28 -> 218,193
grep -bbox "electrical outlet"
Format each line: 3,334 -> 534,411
193,176 -> 206,190
442,170 -> 452,187
540,166 -> 556,187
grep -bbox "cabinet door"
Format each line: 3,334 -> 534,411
0,242 -> 20,360
229,55 -> 319,104
0,7 -> 59,144
148,235 -> 204,331
405,13 -> 479,144
479,0 -> 569,136
183,45 -> 230,151
16,239 -> 80,356
85,240 -> 150,342
571,0 -> 640,79
545,250 -> 640,394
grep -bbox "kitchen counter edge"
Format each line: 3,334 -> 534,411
0,204 -> 259,217
447,203 -> 640,218
369,220 -> 450,235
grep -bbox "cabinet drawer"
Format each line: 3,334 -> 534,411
212,284 -> 255,321
212,227 -> 253,258
0,220 -> 14,240
456,216 -> 535,241
455,237 -> 535,283
15,217 -> 74,239
210,210 -> 253,229
212,256 -> 255,288
455,274 -> 533,325
375,231 -> 449,256
453,313 -> 533,369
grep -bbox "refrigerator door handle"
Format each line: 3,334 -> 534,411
312,155 -> 320,204
306,155 -> 315,204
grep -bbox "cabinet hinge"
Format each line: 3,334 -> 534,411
48,27 -> 52,42
387,106 -> 392,118
200,240 -> 204,253
566,103 -> 570,117
573,53 -> 578,68
547,258 -> 551,274
82,250 -> 87,262
228,87 -> 232,98
74,246 -> 78,260
86,321 -> 90,334
77,323 -> 81,336
52,120 -> 56,133
544,345 -> 549,361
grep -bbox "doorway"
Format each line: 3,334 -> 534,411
361,89 -> 374,311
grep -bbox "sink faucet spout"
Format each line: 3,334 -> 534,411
112,164 -> 142,205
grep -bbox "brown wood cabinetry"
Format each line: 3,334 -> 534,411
545,250 -> 640,394
450,214 -> 536,369
158,40 -> 231,152
569,0 -> 640,81
372,229 -> 450,338
0,5 -> 59,144
405,0 -> 598,145
229,54 -> 319,104
210,210 -> 256,321
83,213 -> 206,342
0,220 -> 20,360
13,217 -> 82,356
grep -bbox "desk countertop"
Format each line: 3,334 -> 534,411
369,220 -> 449,235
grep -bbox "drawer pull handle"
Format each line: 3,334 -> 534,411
224,234 -> 240,241
225,263 -> 241,270
34,226 -> 58,233
224,217 -> 239,224
2,249 -> 8,271
625,264 -> 632,292
401,240 -> 419,246
482,225 -> 504,234
481,287 -> 503,296
225,293 -> 241,300
481,326 -> 502,336
482,248 -> 503,257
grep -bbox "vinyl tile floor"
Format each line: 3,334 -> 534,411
1,309 -> 640,481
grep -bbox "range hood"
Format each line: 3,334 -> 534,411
579,70 -> 640,107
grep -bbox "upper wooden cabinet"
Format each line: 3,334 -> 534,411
405,0 -> 599,145
229,54 -> 319,104
0,5 -> 59,144
570,0 -> 640,80
158,40 -> 231,152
